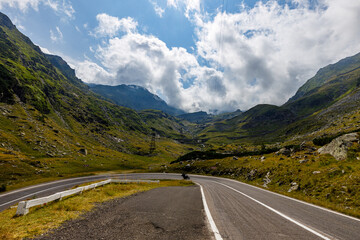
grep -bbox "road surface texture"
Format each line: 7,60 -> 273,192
1,173 -> 360,239
34,186 -> 211,240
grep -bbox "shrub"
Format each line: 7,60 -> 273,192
0,184 -> 6,192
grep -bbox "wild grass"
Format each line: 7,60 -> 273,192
0,180 -> 193,240
169,142 -> 360,219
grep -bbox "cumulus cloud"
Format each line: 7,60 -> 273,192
195,0 -> 360,109
78,15 -> 231,112
93,13 -> 138,37
0,0 -> 75,18
76,0 -> 360,113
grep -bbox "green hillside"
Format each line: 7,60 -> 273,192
0,12 -> 190,189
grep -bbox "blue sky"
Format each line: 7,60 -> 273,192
1,0 -> 360,113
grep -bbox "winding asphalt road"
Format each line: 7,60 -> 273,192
1,173 -> 360,240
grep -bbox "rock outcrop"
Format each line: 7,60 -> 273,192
318,133 -> 358,160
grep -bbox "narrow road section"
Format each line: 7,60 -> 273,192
35,185 -> 212,240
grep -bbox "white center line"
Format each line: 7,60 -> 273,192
213,181 -> 333,240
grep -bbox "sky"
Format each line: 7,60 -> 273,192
1,0 -> 360,113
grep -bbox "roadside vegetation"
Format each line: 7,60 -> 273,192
0,180 -> 193,240
168,140 -> 360,218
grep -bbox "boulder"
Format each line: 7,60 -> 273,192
288,182 -> 299,192
263,172 -> 271,188
79,148 -> 88,155
277,148 -> 291,157
246,169 -> 257,181
317,133 -> 358,160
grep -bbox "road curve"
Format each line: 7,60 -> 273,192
1,173 -> 359,240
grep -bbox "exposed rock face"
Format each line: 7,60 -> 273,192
263,172 -> 271,188
318,133 -> 358,160
246,169 -> 257,181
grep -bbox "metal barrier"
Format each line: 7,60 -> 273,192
16,179 -> 159,216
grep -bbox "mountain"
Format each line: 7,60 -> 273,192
198,52 -> 360,144
0,12 -> 190,188
178,111 -> 211,123
178,110 -> 243,124
88,84 -> 185,116
289,52 -> 360,102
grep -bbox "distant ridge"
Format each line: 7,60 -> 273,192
88,83 -> 185,116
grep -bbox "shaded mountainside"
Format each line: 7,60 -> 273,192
0,12 -> 191,188
89,84 -> 185,116
139,109 -> 192,139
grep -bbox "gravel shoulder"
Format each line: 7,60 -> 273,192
35,185 -> 212,240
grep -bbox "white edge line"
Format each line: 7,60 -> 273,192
191,174 -> 360,223
196,183 -> 223,240
214,181 -> 331,240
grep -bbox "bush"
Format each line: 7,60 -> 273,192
0,184 -> 6,192
313,134 -> 341,146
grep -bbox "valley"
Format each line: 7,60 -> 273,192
0,9 -> 359,221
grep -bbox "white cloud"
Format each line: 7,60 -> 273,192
149,0 -> 201,20
11,16 -> 25,30
50,26 -> 63,42
150,0 -> 165,18
166,0 -> 200,13
0,0 -> 75,18
74,60 -> 114,84
93,13 -> 138,38
75,1 -> 360,113
194,0 -> 360,109
39,46 -> 52,54
76,26 -> 234,112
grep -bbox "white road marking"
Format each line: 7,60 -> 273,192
197,183 -> 223,240
192,174 -> 360,223
213,181 -> 333,240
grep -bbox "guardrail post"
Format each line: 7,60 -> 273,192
16,201 -> 28,216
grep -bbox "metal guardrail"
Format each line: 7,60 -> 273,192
16,179 -> 159,216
